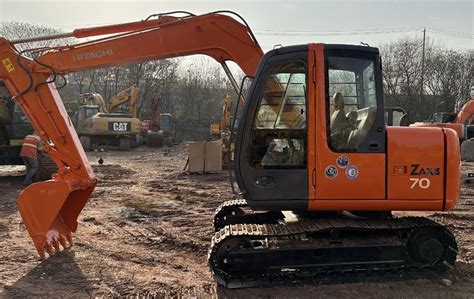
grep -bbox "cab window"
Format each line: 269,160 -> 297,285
327,55 -> 379,152
86,107 -> 99,118
251,61 -> 307,168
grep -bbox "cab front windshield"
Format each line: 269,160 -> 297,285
252,61 -> 307,169
254,64 -> 306,129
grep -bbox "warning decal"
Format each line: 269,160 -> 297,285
2,58 -> 15,73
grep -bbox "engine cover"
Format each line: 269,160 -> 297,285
387,127 -> 460,210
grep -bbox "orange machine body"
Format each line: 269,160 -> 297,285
303,45 -> 460,212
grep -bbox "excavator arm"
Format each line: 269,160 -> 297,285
107,85 -> 139,117
0,11 -> 263,258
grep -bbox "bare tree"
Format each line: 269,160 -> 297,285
381,36 -> 472,121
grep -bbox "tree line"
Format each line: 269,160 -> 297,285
381,37 -> 472,121
1,21 -> 472,125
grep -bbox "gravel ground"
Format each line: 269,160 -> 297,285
0,145 -> 472,298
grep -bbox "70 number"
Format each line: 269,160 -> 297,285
409,178 -> 430,189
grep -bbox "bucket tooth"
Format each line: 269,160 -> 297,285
45,244 -> 54,256
52,238 -> 60,252
58,235 -> 67,248
38,248 -> 46,260
66,233 -> 73,245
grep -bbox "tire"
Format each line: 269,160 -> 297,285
35,154 -> 57,181
79,136 -> 91,151
119,137 -> 131,151
147,130 -> 164,148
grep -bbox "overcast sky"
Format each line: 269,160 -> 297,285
1,0 -> 472,52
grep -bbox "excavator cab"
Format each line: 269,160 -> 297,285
235,44 -> 387,210
76,105 -> 101,122
427,112 -> 457,123
235,43 -> 459,212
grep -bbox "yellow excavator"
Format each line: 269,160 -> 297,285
75,86 -> 140,150
210,94 -> 233,137
210,94 -> 235,167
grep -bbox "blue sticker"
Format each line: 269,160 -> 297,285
336,155 -> 349,168
345,166 -> 359,179
325,165 -> 338,179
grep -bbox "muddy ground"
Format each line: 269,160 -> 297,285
0,145 -> 472,298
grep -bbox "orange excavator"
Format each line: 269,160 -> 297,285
410,99 -> 474,141
0,11 -> 461,288
144,90 -> 173,147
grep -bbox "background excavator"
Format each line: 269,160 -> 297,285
410,98 -> 474,142
0,80 -> 57,179
211,94 -> 244,168
0,11 -> 461,288
142,90 -> 173,147
75,85 -> 140,150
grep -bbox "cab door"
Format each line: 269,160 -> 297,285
310,45 -> 386,207
235,47 -> 310,210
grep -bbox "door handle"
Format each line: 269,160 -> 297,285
368,141 -> 380,150
254,176 -> 275,188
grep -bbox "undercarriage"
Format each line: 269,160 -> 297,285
209,200 -> 458,288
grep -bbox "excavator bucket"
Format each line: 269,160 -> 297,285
17,179 -> 95,258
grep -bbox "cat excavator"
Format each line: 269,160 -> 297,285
0,11 -> 460,288
75,85 -> 140,150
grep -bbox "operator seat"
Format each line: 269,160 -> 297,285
347,107 -> 377,149
330,93 -> 351,149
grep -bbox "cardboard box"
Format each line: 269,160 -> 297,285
188,140 -> 222,172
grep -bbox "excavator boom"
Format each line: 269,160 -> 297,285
25,13 -> 262,77
0,11 -> 263,258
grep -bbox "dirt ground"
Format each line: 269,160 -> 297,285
0,145 -> 472,298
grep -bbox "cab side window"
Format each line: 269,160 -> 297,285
327,56 -> 379,152
251,61 -> 307,168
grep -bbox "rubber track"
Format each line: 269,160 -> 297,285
208,215 -> 457,288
